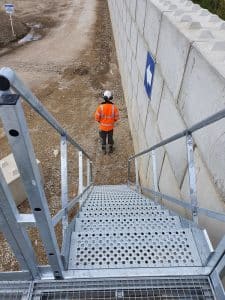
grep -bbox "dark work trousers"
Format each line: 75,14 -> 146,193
99,130 -> 114,149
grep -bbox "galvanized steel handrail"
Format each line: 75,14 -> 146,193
129,107 -> 225,161
0,67 -> 91,160
128,107 -> 225,224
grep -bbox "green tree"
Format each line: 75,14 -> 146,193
193,0 -> 225,20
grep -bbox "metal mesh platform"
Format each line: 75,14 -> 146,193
0,281 -> 31,299
31,277 -> 215,299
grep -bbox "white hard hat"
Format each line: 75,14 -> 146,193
103,90 -> 113,100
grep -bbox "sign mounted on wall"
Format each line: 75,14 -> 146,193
144,51 -> 155,99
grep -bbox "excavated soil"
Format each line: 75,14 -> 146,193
0,0 -> 134,271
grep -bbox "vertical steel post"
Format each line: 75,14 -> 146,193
87,159 -> 91,187
90,161 -> 93,184
127,159 -> 131,186
78,151 -> 83,195
60,135 -> 68,238
135,158 -> 139,191
151,150 -> 159,202
0,170 -> 40,279
0,94 -> 64,278
186,134 -> 198,223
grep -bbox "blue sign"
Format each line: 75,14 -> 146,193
4,4 -> 14,14
144,52 -> 155,99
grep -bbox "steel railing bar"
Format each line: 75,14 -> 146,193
129,108 -> 225,161
60,135 -> 68,237
52,184 -> 92,227
142,187 -> 192,210
143,187 -> 225,223
0,67 -> 91,160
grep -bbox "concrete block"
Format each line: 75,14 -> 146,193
0,153 -> 42,206
126,41 -> 133,74
136,34 -> 148,81
136,0 -> 146,34
130,21 -> 138,57
181,148 -> 225,245
178,45 -> 225,197
150,64 -> 164,117
157,13 -> 191,100
136,75 -> 149,127
145,105 -> 165,182
144,1 -> 162,57
158,84 -> 187,187
131,58 -> 139,99
129,0 -> 137,20
159,154 -> 186,216
126,10 -> 132,39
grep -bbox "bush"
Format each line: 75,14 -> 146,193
193,0 -> 225,20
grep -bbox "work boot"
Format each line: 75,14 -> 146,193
102,145 -> 106,155
109,145 -> 114,154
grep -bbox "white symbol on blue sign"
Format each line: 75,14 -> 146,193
144,52 -> 155,99
4,4 -> 14,14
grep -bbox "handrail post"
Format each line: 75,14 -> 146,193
186,134 -> 198,224
60,135 -> 68,238
135,158 -> 139,191
90,161 -> 93,184
127,159 -> 131,186
78,151 -> 83,195
0,91 -> 64,278
87,159 -> 91,187
151,150 -> 159,203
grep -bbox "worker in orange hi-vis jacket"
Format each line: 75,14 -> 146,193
95,90 -> 119,154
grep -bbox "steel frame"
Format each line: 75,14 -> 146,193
0,68 -> 93,280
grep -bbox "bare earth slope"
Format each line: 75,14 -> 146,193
0,0 -> 134,270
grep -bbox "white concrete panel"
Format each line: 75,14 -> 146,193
158,84 -> 187,187
144,1 -> 162,57
145,105 -> 165,182
157,14 -> 191,100
130,21 -> 138,57
129,0 -> 137,20
159,154 -> 186,216
126,10 -> 132,39
136,0 -> 146,34
136,34 -> 147,81
136,75 -> 149,128
126,41 -> 132,74
178,46 -> 225,197
150,64 -> 164,117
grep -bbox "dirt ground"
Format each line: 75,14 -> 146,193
0,0 -> 134,271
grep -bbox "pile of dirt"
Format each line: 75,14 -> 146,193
0,11 -> 29,48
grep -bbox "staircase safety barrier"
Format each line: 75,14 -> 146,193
0,68 -> 93,280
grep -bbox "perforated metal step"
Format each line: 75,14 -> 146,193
69,185 -> 211,278
75,215 -> 181,232
69,229 -> 202,269
78,209 -> 170,218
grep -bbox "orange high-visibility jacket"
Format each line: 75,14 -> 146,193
95,102 -> 119,131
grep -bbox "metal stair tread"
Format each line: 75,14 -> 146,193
75,215 -> 182,232
69,228 -> 202,270
78,209 -> 170,218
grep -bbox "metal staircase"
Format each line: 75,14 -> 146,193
0,68 -> 225,298
69,185 -> 207,273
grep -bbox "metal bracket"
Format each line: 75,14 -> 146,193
0,93 -> 20,105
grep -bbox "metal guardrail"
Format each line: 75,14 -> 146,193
0,68 -> 93,280
128,107 -> 225,224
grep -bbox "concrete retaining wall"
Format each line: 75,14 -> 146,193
108,0 -> 225,245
